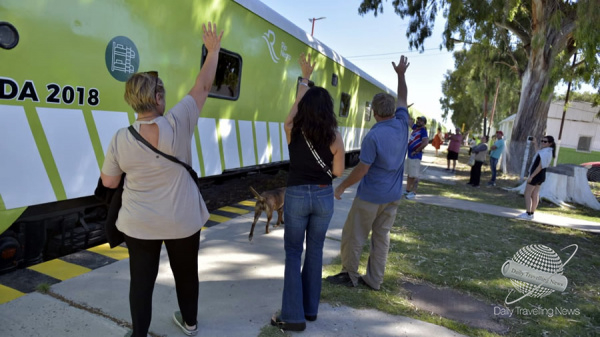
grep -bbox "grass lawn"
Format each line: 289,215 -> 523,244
556,147 -> 600,165
421,148 -> 600,223
318,202 -> 600,337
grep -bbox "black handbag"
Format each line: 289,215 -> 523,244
94,174 -> 125,248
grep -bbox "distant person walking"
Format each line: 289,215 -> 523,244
517,136 -> 556,220
487,130 -> 505,186
468,137 -> 478,155
405,116 -> 429,199
446,128 -> 462,173
431,127 -> 443,156
326,55 -> 410,291
467,136 -> 487,188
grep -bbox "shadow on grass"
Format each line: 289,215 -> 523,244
417,174 -> 600,222
322,201 -> 600,337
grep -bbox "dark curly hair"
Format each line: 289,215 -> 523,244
292,86 -> 337,146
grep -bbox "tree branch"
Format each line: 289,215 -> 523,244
494,61 -> 520,75
494,21 -> 530,46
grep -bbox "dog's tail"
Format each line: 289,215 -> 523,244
249,186 -> 266,203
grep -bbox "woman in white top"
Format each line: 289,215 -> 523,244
517,135 -> 556,220
101,22 -> 222,337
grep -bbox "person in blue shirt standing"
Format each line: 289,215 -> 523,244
487,130 -> 505,186
404,117 -> 429,199
326,55 -> 410,291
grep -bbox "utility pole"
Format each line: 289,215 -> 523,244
309,17 -> 326,36
487,78 -> 501,137
483,76 -> 488,138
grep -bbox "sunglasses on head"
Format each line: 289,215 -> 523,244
145,71 -> 159,97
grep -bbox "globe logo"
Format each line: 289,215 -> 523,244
501,244 -> 578,305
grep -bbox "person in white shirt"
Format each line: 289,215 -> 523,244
517,135 -> 556,220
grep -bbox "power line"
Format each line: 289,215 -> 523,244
350,52 -> 452,61
346,47 -> 448,59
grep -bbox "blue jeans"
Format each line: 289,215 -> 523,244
490,157 -> 499,182
280,184 -> 334,323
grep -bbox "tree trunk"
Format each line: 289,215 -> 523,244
506,62 -> 552,174
506,21 -> 573,174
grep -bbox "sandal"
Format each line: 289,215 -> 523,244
270,314 -> 306,331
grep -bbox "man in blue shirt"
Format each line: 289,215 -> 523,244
405,117 -> 429,199
327,56 -> 410,291
487,130 -> 505,186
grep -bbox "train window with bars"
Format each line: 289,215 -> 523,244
364,101 -> 372,121
339,92 -> 351,117
201,46 -> 242,100
577,136 -> 592,152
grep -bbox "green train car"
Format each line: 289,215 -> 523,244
0,0 -> 393,272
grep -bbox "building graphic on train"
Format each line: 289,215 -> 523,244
0,0 -> 393,272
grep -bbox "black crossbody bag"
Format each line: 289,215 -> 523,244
94,126 -> 203,248
127,126 -> 201,190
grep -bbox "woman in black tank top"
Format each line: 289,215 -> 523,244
271,53 -> 345,331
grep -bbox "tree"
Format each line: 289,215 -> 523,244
440,41 -> 523,136
359,0 -> 600,173
555,91 -> 600,117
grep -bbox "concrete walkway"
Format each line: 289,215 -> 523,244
417,144 -> 600,233
0,146 -> 597,336
0,169 -> 468,337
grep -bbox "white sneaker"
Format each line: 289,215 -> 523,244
516,212 -> 533,220
173,311 -> 198,336
405,192 -> 416,200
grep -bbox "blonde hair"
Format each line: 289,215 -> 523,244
371,93 -> 396,118
123,72 -> 165,113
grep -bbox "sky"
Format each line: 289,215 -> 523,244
258,0 -> 458,128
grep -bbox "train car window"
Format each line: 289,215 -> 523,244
0,22 -> 19,50
201,46 -> 242,100
331,74 -> 338,87
339,92 -> 351,118
364,101 -> 372,121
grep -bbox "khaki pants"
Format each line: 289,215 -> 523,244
340,197 -> 401,290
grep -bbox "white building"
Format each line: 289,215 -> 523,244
496,101 -> 600,173
547,101 -> 600,152
499,101 -> 600,152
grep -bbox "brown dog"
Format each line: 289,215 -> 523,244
248,186 -> 285,241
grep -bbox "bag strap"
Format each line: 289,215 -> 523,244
302,131 -> 333,178
127,125 -> 198,178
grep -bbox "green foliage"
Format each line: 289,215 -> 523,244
358,2 -> 599,107
358,0 -> 600,169
439,42 -> 523,133
555,91 -> 600,114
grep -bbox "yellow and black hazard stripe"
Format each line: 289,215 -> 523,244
0,200 -> 255,304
